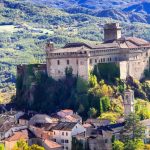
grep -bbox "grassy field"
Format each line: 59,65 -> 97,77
0,25 -> 19,32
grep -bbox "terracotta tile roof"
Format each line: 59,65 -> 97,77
50,46 -> 89,53
49,36 -> 150,54
5,129 -> 35,142
43,139 -> 62,149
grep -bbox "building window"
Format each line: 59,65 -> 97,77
95,59 -> 97,63
66,147 -> 68,150
61,139 -> 64,143
76,60 -> 78,65
65,140 -> 69,143
54,132 -> 55,135
67,60 -> 69,65
54,139 -> 56,142
105,139 -> 108,143
66,132 -> 68,136
57,60 -> 60,65
62,132 -> 64,135
90,59 -> 92,64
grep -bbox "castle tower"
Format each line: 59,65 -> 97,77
123,89 -> 134,117
45,41 -> 54,53
104,23 -> 122,43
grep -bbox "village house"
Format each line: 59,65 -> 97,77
0,122 -> 27,140
2,110 -> 24,123
51,122 -> 86,150
57,109 -> 73,118
57,109 -> 82,123
29,114 -> 53,125
4,129 -> 37,150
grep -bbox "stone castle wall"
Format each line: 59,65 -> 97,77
46,48 -> 150,81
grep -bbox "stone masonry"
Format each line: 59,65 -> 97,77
46,23 -> 150,81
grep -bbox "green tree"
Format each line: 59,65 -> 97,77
29,145 -> 45,150
88,107 -> 97,118
12,140 -> 45,150
124,139 -> 144,150
76,77 -> 88,94
99,99 -> 103,115
122,113 -> 145,141
113,140 -> 124,150
88,74 -> 98,87
93,63 -> 120,82
65,67 -> 73,77
100,96 -> 111,112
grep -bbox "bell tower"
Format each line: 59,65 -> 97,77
123,89 -> 134,117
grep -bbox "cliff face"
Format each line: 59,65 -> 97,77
16,64 -> 47,108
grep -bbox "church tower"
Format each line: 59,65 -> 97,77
123,89 -> 134,117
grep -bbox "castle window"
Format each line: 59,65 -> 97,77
57,60 -> 60,65
76,60 -> 78,65
67,60 -> 69,65
105,139 -> 108,143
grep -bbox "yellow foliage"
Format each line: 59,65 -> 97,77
111,96 -> 124,115
99,112 -> 120,123
145,144 -> 150,150
88,83 -> 113,98
135,99 -> 150,120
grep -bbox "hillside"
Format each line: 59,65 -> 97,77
28,0 -> 150,24
1,0 -> 150,103
28,0 -> 141,10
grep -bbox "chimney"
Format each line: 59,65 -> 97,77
104,23 -> 122,43
45,41 -> 54,52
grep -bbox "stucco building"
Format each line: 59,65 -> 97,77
46,23 -> 150,81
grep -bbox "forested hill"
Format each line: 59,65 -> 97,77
28,0 -> 150,24
1,0 -> 150,102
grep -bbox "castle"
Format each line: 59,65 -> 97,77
46,23 -> 150,81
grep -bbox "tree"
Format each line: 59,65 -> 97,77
76,77 -> 88,94
12,140 -> 28,150
122,113 -> 145,141
88,107 -> 97,118
30,145 -> 45,150
88,74 -> 97,87
113,140 -> 124,150
65,67 -> 73,77
100,96 -> 111,112
124,139 -> 144,150
12,140 -> 45,150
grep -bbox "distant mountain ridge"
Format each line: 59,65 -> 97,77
27,0 -> 150,24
